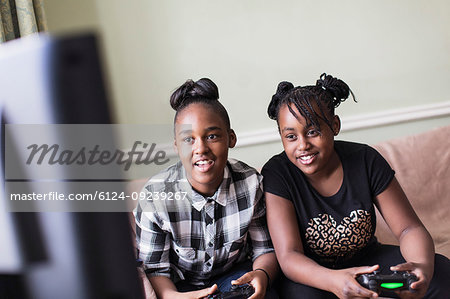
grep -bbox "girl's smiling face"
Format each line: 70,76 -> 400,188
174,103 -> 236,197
278,103 -> 340,180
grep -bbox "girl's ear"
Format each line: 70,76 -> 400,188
332,115 -> 341,136
173,139 -> 179,154
229,129 -> 237,148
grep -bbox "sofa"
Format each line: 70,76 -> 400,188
132,125 -> 450,298
373,125 -> 450,258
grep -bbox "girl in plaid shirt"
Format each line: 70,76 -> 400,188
135,78 -> 279,299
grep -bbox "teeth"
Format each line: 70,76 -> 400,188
300,155 -> 314,161
196,160 -> 212,165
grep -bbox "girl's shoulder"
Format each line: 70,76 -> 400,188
261,151 -> 291,172
227,158 -> 262,181
334,140 -> 383,159
335,140 -> 369,151
143,161 -> 185,192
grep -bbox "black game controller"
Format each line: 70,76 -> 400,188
206,283 -> 255,299
357,271 -> 418,295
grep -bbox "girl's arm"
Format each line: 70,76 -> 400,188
231,252 -> 279,299
149,276 -> 217,299
265,192 -> 378,298
373,177 -> 434,296
230,184 -> 279,298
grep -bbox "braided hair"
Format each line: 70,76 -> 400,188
267,73 -> 356,132
170,78 -> 231,129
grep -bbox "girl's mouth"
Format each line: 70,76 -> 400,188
297,153 -> 317,165
193,159 -> 214,172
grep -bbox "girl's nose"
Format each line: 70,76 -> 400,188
297,136 -> 310,151
193,138 -> 209,155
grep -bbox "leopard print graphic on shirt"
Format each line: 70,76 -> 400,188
305,210 -> 373,260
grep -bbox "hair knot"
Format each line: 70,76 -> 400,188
268,81 -> 295,120
170,78 -> 219,111
316,73 -> 354,108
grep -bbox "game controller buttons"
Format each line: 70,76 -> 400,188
356,270 -> 418,294
205,283 -> 255,299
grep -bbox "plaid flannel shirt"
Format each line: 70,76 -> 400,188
134,159 -> 273,286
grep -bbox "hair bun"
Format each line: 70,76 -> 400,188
268,81 -> 295,120
316,73 -> 353,107
170,78 -> 219,111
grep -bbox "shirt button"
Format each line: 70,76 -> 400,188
208,242 -> 213,247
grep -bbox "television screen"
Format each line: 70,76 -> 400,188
0,34 -> 143,299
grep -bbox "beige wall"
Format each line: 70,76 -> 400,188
44,0 -> 450,169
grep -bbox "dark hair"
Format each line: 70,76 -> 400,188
170,78 -> 231,129
267,73 -> 356,131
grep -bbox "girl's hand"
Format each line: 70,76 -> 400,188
390,262 -> 430,299
177,284 -> 217,299
330,265 -> 380,299
231,270 -> 268,299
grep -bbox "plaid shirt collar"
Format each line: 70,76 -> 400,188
183,165 -> 232,211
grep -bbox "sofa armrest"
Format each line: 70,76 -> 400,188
373,125 -> 450,258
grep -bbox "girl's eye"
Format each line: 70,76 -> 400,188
307,130 -> 319,137
183,137 -> 194,143
285,134 -> 297,141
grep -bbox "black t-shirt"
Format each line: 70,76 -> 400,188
262,141 -> 395,268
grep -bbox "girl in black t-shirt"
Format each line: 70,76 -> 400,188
262,73 -> 449,298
